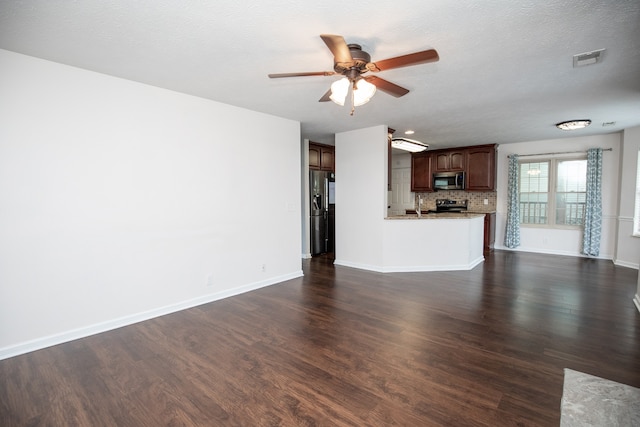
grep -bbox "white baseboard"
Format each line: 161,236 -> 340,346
613,259 -> 640,270
494,245 -> 614,260
0,270 -> 303,361
333,256 -> 484,273
333,259 -> 384,272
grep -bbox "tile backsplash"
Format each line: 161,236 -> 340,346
416,191 -> 497,212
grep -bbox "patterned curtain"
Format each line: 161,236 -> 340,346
504,154 -> 521,248
582,148 -> 603,256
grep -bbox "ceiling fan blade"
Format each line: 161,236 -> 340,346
363,76 -> 409,97
269,71 -> 336,78
320,34 -> 353,63
367,49 -> 439,72
319,89 -> 332,102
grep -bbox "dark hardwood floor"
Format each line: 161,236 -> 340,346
1,251 -> 639,426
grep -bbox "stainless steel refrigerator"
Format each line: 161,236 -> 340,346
310,170 -> 335,256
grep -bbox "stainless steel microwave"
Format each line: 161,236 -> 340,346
433,172 -> 465,190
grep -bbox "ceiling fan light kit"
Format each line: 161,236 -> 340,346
555,119 -> 592,131
268,34 -> 439,115
330,77 -> 377,107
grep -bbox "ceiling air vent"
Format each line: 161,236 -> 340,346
573,48 -> 605,67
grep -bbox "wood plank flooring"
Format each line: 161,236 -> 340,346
1,251 -> 639,426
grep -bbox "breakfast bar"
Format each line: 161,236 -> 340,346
381,213 -> 485,272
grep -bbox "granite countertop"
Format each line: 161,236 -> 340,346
467,210 -> 496,214
386,212 -> 486,220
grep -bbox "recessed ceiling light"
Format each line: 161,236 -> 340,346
555,120 -> 591,131
404,130 -> 415,135
602,121 -> 616,127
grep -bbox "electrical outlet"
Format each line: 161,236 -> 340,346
483,199 -> 488,205
206,274 -> 214,287
261,264 -> 266,272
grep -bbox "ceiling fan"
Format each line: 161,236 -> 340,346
268,34 -> 439,114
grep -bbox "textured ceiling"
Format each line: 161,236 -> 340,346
1,0 -> 639,149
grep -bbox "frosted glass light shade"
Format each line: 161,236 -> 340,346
555,119 -> 591,130
329,78 -> 349,106
353,79 -> 376,106
391,138 -> 428,153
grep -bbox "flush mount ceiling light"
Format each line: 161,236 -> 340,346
391,138 -> 429,153
404,130 -> 415,135
555,120 -> 592,131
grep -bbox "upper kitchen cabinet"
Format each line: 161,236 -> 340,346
309,142 -> 334,171
465,144 -> 497,191
433,149 -> 465,172
411,152 -> 432,192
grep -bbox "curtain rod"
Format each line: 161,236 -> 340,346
508,148 -> 612,158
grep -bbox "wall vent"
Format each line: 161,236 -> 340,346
573,49 -> 605,67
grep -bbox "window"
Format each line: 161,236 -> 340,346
519,158 -> 587,227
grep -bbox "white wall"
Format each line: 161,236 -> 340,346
616,126 -> 640,269
0,50 -> 303,359
334,126 -> 388,269
495,133 -> 622,260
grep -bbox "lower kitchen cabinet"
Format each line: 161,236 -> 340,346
484,212 -> 496,252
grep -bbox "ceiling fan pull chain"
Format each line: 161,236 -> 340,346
350,81 -> 356,116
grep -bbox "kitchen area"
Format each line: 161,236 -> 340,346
386,143 -> 498,255
313,126 -> 499,273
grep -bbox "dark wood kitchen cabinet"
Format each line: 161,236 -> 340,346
309,142 -> 334,172
411,152 -> 432,192
433,149 -> 465,172
484,212 -> 496,252
465,144 -> 497,191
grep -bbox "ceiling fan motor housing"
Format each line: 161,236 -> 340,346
334,44 -> 371,74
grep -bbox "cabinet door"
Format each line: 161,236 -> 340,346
433,152 -> 450,172
484,212 -> 496,252
449,151 -> 465,171
320,147 -> 334,171
466,145 -> 496,191
411,153 -> 432,192
433,150 -> 465,172
309,145 -> 321,170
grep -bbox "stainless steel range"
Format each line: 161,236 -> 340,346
433,199 -> 468,213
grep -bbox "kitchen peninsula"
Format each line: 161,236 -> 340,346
382,212 -> 485,272
333,125 -> 493,275
375,141 -> 498,272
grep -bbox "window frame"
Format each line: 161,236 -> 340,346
518,156 -> 587,229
